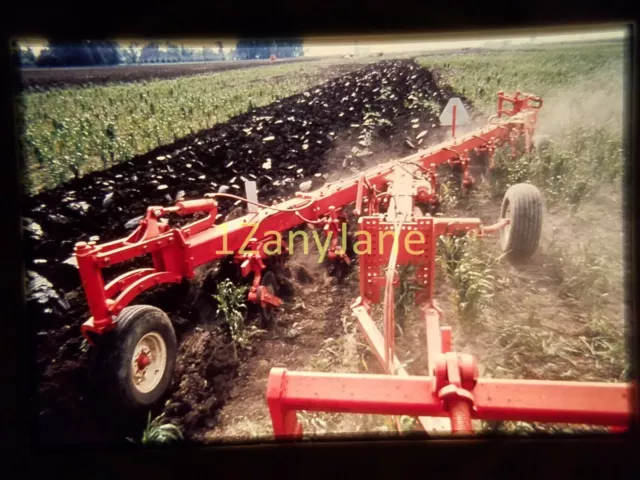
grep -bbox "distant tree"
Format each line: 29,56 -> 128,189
259,41 -> 272,59
19,47 -> 37,66
235,38 -> 303,60
10,39 -> 22,69
140,42 -> 160,63
34,40 -> 120,67
36,42 -> 67,66
216,41 -> 224,60
180,45 -> 193,62
99,40 -> 121,65
121,41 -> 140,64
292,39 -> 304,57
89,43 -> 106,65
203,46 -> 216,61
235,39 -> 259,59
276,39 -> 302,58
166,42 -> 181,62
273,40 -> 288,58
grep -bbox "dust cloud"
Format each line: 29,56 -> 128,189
534,60 -> 625,144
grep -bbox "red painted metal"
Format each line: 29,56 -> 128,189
266,369 -> 632,439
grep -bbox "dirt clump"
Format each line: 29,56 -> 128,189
161,328 -> 239,437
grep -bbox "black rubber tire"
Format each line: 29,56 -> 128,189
92,305 -> 177,410
258,271 -> 278,328
499,183 -> 543,260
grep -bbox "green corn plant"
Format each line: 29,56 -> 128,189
436,235 -> 469,278
546,237 -> 613,308
380,414 -> 417,434
21,62 -> 338,194
139,412 -> 183,446
396,415 -> 417,433
437,179 -> 459,211
213,279 -> 262,359
437,235 -> 496,322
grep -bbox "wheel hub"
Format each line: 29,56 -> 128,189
136,350 -> 151,370
131,332 -> 167,394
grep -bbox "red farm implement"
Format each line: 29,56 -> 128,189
73,91 -> 633,433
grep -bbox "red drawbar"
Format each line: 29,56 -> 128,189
266,369 -> 632,439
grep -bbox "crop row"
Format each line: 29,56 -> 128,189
418,42 -> 624,113
19,61 -> 357,195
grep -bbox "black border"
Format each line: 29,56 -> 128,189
2,1 -> 638,478
22,436 -> 640,478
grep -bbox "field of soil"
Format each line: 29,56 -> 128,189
19,57 -> 319,91
25,59 -> 474,447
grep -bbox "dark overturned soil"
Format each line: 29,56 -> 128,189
18,57 -> 317,92
24,59 -> 473,447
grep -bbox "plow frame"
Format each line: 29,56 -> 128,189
71,90 -> 632,435
76,91 -> 541,343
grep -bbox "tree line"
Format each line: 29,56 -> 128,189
17,39 -> 304,68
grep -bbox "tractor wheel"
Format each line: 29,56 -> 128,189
92,305 -> 177,410
499,183 -> 543,260
258,271 -> 279,328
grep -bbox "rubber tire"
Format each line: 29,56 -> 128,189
93,305 -> 177,410
499,183 -> 543,260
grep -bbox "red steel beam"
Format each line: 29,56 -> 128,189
104,268 -> 156,297
266,369 -> 632,438
85,117 -> 522,275
472,378 -> 632,426
109,271 -> 183,315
